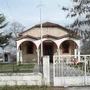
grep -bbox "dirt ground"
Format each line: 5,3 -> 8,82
49,86 -> 90,90
0,86 -> 90,90
65,86 -> 90,90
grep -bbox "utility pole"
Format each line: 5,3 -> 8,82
40,0 -> 43,61
39,1 -> 45,85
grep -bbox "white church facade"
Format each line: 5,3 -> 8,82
16,22 -> 81,64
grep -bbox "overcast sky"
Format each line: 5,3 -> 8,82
0,0 -> 75,27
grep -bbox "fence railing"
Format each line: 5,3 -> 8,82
53,55 -> 90,77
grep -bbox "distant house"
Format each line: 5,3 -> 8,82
0,52 -> 13,63
16,22 -> 81,64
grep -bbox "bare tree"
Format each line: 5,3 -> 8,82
7,22 -> 25,62
10,22 -> 25,38
10,22 -> 25,47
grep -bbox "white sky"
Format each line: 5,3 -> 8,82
0,0 -> 75,27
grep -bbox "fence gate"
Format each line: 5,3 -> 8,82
53,55 -> 90,86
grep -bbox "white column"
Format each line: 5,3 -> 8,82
57,48 -> 60,59
78,47 -> 80,62
20,50 -> 23,63
57,48 -> 59,55
74,48 -> 80,62
76,40 -> 81,62
74,49 -> 77,58
37,48 -> 40,65
17,50 -> 23,65
17,50 -> 20,65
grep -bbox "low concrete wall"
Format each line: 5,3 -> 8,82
54,76 -> 90,86
0,73 -> 42,86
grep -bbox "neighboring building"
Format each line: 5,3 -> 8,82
0,52 -> 13,63
16,22 -> 81,64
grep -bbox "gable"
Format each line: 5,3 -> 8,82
19,22 -> 75,38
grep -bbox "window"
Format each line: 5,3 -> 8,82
26,42 -> 33,54
62,41 -> 69,53
4,53 -> 8,62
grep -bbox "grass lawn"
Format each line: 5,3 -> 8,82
0,86 -> 64,90
0,63 -> 35,73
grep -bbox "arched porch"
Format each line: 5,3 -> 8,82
59,40 -> 78,55
17,41 -> 37,63
16,38 -> 80,64
39,40 -> 58,63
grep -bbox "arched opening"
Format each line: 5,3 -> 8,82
19,41 -> 37,63
60,40 -> 78,55
39,40 -> 57,63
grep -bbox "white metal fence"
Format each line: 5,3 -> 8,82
53,55 -> 90,86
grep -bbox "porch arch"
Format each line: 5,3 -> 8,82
59,38 -> 80,48
39,40 -> 58,63
18,41 -> 37,63
59,40 -> 78,55
37,38 -> 58,49
17,38 -> 37,50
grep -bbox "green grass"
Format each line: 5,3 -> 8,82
0,63 -> 35,73
0,86 -> 49,90
0,86 -> 64,90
